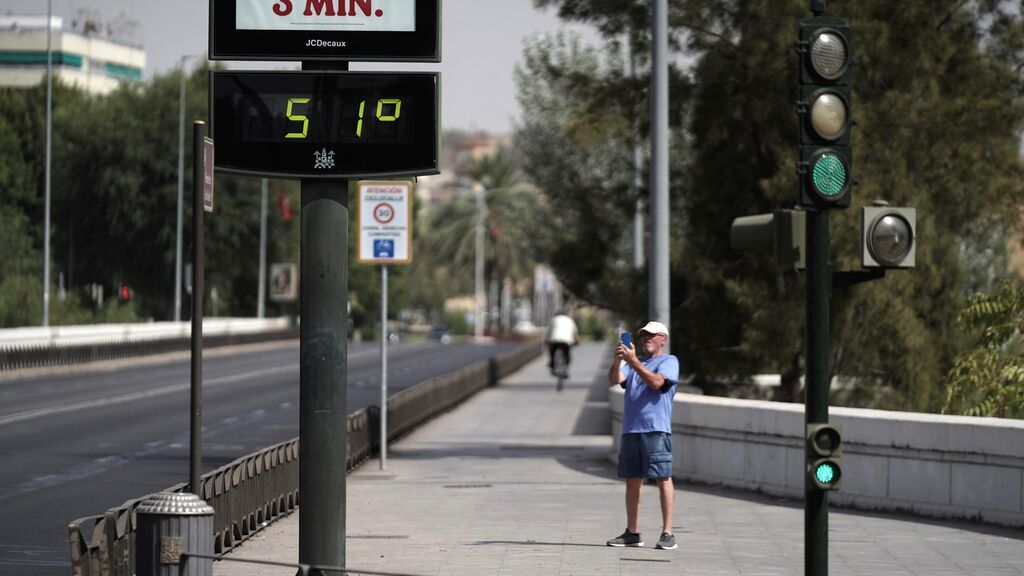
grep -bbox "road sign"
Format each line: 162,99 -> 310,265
269,263 -> 298,302
357,181 -> 411,264
211,71 -> 439,179
210,0 -> 440,62
203,137 -> 215,212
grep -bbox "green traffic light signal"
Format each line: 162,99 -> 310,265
814,461 -> 837,484
798,17 -> 853,209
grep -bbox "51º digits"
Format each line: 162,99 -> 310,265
283,97 -> 402,139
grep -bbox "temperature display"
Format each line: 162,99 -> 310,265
211,71 -> 438,179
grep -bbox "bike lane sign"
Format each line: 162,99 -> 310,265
357,181 -> 412,264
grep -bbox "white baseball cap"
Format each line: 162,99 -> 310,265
638,321 -> 669,337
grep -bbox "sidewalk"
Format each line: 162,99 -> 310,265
215,342 -> 1024,576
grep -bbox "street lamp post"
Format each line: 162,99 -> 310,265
42,0 -> 53,327
474,184 -> 486,341
175,54 -> 202,322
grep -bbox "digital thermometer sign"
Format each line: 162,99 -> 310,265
211,71 -> 439,179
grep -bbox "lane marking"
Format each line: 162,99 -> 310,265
0,363 -> 298,427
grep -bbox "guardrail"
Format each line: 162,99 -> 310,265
68,338 -> 540,576
1,319 -> 297,371
610,389 -> 1024,528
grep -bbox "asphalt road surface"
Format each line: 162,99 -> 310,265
0,338 -> 518,575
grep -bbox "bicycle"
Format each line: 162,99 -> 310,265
552,346 -> 569,391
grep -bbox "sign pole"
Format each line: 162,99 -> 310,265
380,265 -> 388,470
189,121 -> 206,497
298,61 -> 349,570
299,179 -> 349,569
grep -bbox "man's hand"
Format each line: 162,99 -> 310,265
616,341 -> 638,367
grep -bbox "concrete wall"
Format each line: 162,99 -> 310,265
610,389 -> 1024,527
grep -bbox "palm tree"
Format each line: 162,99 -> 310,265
421,146 -> 552,333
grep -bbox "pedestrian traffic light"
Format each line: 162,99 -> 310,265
862,204 -> 916,268
797,17 -> 853,209
806,423 -> 842,490
730,209 -> 806,270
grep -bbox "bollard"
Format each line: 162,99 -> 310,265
135,492 -> 214,576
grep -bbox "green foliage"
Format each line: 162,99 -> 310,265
943,278 -> 1024,418
527,0 -> 1024,410
416,145 -> 551,332
0,63 -> 303,326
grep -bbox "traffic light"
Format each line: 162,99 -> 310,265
862,205 -> 916,268
797,17 -> 853,209
806,423 -> 842,490
119,284 -> 133,302
730,209 -> 806,270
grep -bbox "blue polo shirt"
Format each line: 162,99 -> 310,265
620,354 -> 679,434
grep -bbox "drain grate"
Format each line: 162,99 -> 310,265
443,483 -> 492,489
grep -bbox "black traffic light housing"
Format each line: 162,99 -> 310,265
797,17 -> 853,209
862,204 -> 916,268
806,423 -> 843,491
730,209 -> 806,270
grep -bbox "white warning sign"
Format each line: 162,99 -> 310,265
358,181 -> 412,264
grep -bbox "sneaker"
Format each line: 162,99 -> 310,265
607,529 -> 644,547
656,532 -> 677,550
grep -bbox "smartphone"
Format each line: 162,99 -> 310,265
620,332 -> 632,347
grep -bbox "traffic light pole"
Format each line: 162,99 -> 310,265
805,209 -> 829,576
299,61 -> 349,570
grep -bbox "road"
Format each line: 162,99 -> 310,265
0,338 -> 518,575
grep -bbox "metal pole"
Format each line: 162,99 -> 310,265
631,42 -> 644,270
805,209 -> 830,576
299,178 -> 348,570
650,0 -> 671,347
474,186 -> 485,340
380,265 -> 388,470
175,55 -> 188,322
297,60 -> 348,568
258,179 -> 268,318
189,121 -> 206,497
42,0 -> 52,327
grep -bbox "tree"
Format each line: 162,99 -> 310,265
943,278 -> 1024,419
525,0 -> 1024,410
420,146 -> 551,333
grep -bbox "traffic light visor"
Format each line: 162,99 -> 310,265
810,31 -> 848,80
869,214 -> 914,266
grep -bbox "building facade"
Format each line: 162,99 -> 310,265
0,15 -> 145,95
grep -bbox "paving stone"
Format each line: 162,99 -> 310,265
215,342 -> 1024,576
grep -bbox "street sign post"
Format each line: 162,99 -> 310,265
210,4 -> 440,568
357,180 -> 412,471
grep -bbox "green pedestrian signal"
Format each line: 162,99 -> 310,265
798,17 -> 853,209
806,423 -> 843,491
814,461 -> 837,484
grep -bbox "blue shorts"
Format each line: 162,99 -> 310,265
618,432 -> 673,479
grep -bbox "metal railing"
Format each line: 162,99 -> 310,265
68,338 -> 539,576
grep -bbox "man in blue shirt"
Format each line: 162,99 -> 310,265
606,321 -> 679,550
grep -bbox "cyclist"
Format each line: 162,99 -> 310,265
546,310 -> 579,376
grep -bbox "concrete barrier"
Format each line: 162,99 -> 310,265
610,389 -> 1024,527
0,318 -> 289,348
